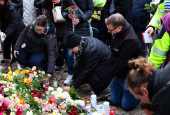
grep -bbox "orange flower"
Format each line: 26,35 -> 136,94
17,94 -> 21,99
39,100 -> 46,105
20,99 -> 25,104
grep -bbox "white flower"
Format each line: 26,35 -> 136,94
150,2 -> 158,6
32,66 -> 36,71
0,80 -> 7,84
56,87 -> 63,93
26,110 -> 33,115
10,112 -> 15,115
12,94 -> 17,98
51,91 -> 57,96
48,87 -> 54,92
61,92 -> 70,99
4,88 -> 9,92
76,100 -> 85,107
9,96 -> 15,101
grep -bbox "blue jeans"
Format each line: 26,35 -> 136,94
17,48 -> 48,71
110,78 -> 140,111
63,46 -> 74,75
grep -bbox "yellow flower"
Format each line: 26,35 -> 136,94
8,70 -> 13,75
15,69 -> 20,74
24,78 -> 27,83
8,76 -> 13,82
21,70 -> 25,74
25,70 -> 29,74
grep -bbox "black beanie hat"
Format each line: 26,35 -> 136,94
64,31 -> 81,48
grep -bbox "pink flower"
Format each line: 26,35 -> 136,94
29,74 -> 34,79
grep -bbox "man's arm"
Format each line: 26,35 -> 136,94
71,52 -> 99,89
110,40 -> 139,78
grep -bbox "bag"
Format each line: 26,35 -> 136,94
56,41 -> 64,66
71,0 -> 93,36
52,4 -> 66,23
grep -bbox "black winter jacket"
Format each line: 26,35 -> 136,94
71,37 -> 112,95
42,0 -> 65,37
110,22 -> 141,79
61,0 -> 94,36
14,21 -> 57,74
0,5 -> 25,40
103,0 -> 133,25
147,62 -> 170,114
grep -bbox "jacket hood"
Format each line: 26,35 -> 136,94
162,13 -> 170,36
30,21 -> 55,36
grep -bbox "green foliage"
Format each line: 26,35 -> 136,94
144,3 -> 159,15
70,85 -> 80,100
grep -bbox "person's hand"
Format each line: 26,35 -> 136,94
2,33 -> 6,39
105,18 -> 107,24
145,27 -> 154,37
72,19 -> 80,25
48,74 -> 52,78
62,86 -> 70,91
68,14 -> 74,20
14,50 -> 19,58
52,0 -> 60,4
158,24 -> 161,32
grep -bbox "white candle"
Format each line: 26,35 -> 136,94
103,102 -> 110,115
91,95 -> 97,105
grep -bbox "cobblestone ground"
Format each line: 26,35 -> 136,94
0,48 -> 145,115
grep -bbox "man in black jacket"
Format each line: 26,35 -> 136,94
106,13 -> 141,111
102,0 -> 133,45
63,31 -> 112,95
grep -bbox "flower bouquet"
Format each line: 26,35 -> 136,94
144,2 -> 159,15
66,5 -> 78,32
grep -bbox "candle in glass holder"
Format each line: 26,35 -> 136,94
53,78 -> 58,87
103,102 -> 109,115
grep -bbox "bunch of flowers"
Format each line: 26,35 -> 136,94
144,2 -> 159,15
66,5 -> 78,32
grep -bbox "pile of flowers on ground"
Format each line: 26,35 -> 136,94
0,66 -> 95,115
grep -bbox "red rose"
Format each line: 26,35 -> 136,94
71,108 -> 78,115
67,112 -> 74,115
30,93 -> 35,97
70,5 -> 77,10
32,90 -> 38,95
38,92 -> 43,98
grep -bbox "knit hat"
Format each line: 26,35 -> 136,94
64,31 -> 81,48
164,0 -> 170,11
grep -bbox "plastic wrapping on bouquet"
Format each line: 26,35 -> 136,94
0,31 -> 5,42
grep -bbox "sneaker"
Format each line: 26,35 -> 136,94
64,75 -> 73,85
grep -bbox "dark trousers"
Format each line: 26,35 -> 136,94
91,20 -> 99,39
4,39 -> 16,60
70,64 -> 82,80
17,48 -> 48,71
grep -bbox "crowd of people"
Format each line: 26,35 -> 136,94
1,0 -> 170,114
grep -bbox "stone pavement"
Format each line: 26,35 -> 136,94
0,52 -> 145,115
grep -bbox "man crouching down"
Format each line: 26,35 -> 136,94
63,31 -> 112,95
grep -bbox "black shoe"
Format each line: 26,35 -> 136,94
1,60 -> 5,63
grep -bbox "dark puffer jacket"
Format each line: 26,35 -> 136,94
71,37 -> 112,95
110,22 -> 141,79
14,21 -> 57,74
147,62 -> 170,114
61,0 -> 94,36
0,5 -> 25,40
